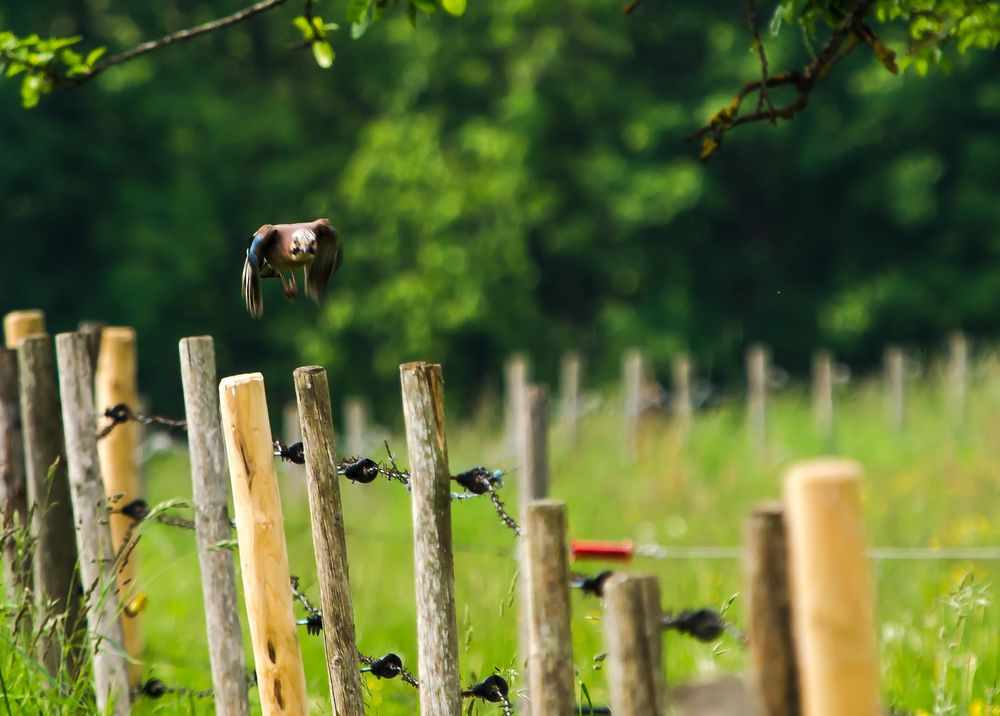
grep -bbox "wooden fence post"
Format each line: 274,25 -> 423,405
95,326 -> 142,678
746,344 -> 768,454
0,350 -> 29,601
884,345 -> 905,433
4,310 -> 46,349
505,354 -> 530,457
635,575 -> 668,714
812,350 -> 834,442
78,321 -> 104,383
219,373 -> 308,715
55,332 -> 130,715
745,502 -> 799,716
18,335 -> 85,675
559,352 -> 581,445
178,337 -> 250,716
947,331 -> 967,423
344,396 -> 367,456
622,348 -> 644,459
784,459 -> 880,716
294,366 -> 366,716
399,362 -> 462,716
671,353 -> 693,437
524,499 -> 575,714
604,574 -> 659,716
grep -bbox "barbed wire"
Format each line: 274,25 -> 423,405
97,403 -> 188,440
130,671 -> 257,701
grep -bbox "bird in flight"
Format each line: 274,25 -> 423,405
242,218 -> 342,318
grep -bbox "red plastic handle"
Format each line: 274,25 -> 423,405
570,539 -> 634,562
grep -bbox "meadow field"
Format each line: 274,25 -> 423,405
4,353 -> 1000,715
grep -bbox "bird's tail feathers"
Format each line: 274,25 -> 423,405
243,258 -> 263,318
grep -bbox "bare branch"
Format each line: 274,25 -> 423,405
745,0 -> 775,121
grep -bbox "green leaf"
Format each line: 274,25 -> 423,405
293,15 -> 313,38
312,39 -> 335,68
351,0 -> 375,39
21,74 -> 42,109
85,46 -> 106,67
311,16 -> 327,38
347,0 -> 373,24
413,0 -> 437,14
442,0 -> 467,16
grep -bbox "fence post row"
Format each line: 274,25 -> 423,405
622,348 -> 645,459
294,365 -> 366,716
505,353 -> 530,459
603,573 -> 662,716
745,501 -> 799,716
178,337 -> 250,716
55,332 -> 131,715
95,326 -> 143,680
399,361 -> 462,716
784,459 -> 881,716
219,372 -> 308,715
18,335 -> 85,676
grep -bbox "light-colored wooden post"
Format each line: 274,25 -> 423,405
745,502 -> 799,716
884,346 -> 905,433
0,349 -> 29,602
95,326 -> 142,678
505,354 -> 530,457
622,348 -> 644,458
524,500 -> 575,714
179,337 -> 250,716
219,373 -> 308,715
604,574 -> 658,716
4,310 -> 46,349
399,362 -> 461,716
812,350 -> 834,442
18,336 -> 85,674
746,344 -> 768,453
636,575 -> 668,714
559,352 -> 581,445
55,332 -> 130,715
294,366 -> 365,716
784,459 -> 880,716
948,331 -> 967,423
344,396 -> 367,456
671,353 -> 693,436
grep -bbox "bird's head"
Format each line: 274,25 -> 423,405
290,227 -> 318,260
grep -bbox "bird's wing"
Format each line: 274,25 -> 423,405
304,221 -> 342,302
243,232 -> 272,318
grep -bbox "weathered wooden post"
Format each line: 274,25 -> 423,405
399,362 -> 462,716
784,459 -> 880,716
524,499 -> 575,714
78,321 -> 104,383
745,502 -> 799,716
4,310 -> 46,348
18,335 -> 85,674
559,352 -> 581,445
95,326 -> 142,677
622,348 -> 644,459
947,331 -> 967,423
812,349 -> 834,442
884,345 -> 905,433
671,352 -> 693,437
635,575 -> 668,714
178,337 -> 250,716
505,353 -> 530,457
219,373 -> 308,715
55,332 -> 130,715
746,344 -> 768,454
344,396 -> 367,456
294,366 -> 365,716
604,574 -> 659,716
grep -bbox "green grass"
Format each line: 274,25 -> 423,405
4,365 -> 1000,714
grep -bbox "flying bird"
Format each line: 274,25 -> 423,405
242,219 -> 342,318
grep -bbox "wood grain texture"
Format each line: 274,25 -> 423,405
55,332 -> 130,715
604,574 -> 658,716
179,337 -> 250,716
18,335 -> 84,675
784,459 -> 880,716
745,502 -> 799,716
636,575 -> 668,714
293,366 -> 365,716
219,372 -> 308,716
0,349 -> 29,601
95,326 -> 143,679
399,362 -> 461,716
524,500 -> 575,714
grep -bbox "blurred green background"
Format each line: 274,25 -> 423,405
4,0 -> 1000,422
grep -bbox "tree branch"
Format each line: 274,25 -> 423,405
60,0 -> 289,88
745,0 -> 774,121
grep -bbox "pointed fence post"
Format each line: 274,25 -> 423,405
812,349 -> 834,442
55,332 -> 130,715
746,344 -> 768,454
179,337 -> 250,716
219,373 -> 308,715
399,362 -> 462,716
784,459 -> 880,716
18,335 -> 85,675
294,366 -> 365,716
559,352 -> 581,445
745,502 -> 799,716
505,354 -> 530,458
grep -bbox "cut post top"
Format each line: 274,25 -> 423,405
4,309 -> 47,348
220,372 -> 265,391
100,326 -> 136,344
784,458 -> 863,487
293,365 -> 325,379
400,360 -> 442,374
750,500 -> 784,518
